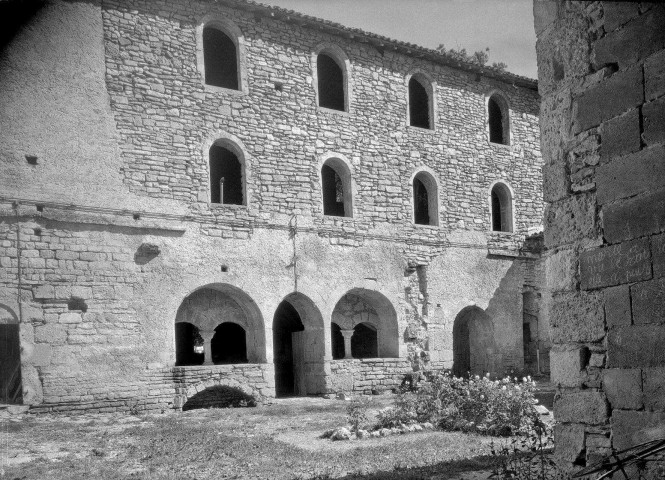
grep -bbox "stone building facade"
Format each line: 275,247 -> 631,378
0,0 -> 543,412
534,0 -> 665,473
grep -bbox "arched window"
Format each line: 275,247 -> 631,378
488,94 -> 510,145
331,323 -> 344,360
408,76 -> 432,129
209,143 -> 244,205
490,182 -> 513,232
202,25 -> 239,90
412,171 -> 439,226
321,158 -> 352,217
211,323 -> 247,364
351,322 -> 378,359
317,52 -> 345,111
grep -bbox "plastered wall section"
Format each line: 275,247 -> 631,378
534,0 -> 665,472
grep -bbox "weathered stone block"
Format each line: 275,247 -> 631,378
597,145 -> 665,205
608,325 -> 665,368
59,312 -> 82,324
601,3 -> 639,33
604,284 -> 631,328
549,291 -> 605,343
33,284 -> 54,299
573,66 -> 643,133
594,7 -> 665,70
580,238 -> 651,290
550,345 -> 586,387
30,344 -> 53,367
544,194 -> 597,248
612,410 -> 665,450
631,278 -> 665,325
554,391 -> 608,425
603,188 -> 665,244
554,423 -> 585,464
602,368 -> 642,409
645,49 -> 665,101
542,162 -> 569,203
653,233 -> 665,279
34,324 -> 67,344
545,248 -> 577,292
599,108 -> 640,163
643,96 -> 665,147
643,367 -> 665,411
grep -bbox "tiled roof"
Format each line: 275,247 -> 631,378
214,0 -> 538,90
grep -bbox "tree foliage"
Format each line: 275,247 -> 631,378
436,44 -> 508,72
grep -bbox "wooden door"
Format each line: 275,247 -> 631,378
291,331 -> 306,396
0,324 -> 23,404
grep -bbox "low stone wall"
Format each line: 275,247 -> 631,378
30,363 -> 275,413
328,359 -> 412,394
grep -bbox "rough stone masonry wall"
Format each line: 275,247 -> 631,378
534,1 -> 665,471
0,0 -> 543,412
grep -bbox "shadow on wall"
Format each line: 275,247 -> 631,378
0,0 -> 45,53
182,385 -> 257,411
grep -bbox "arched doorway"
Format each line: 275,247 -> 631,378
0,304 -> 22,404
453,306 -> 495,377
272,293 -> 326,397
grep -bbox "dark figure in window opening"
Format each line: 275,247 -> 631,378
322,164 -> 345,216
317,53 -> 344,111
488,97 -> 507,144
409,77 -> 430,129
210,145 -> 243,205
203,26 -> 239,89
413,177 -> 430,225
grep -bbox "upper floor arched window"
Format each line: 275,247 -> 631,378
321,157 -> 353,217
412,170 -> 439,226
490,182 -> 513,232
202,25 -> 239,90
408,75 -> 433,129
209,142 -> 244,205
488,93 -> 510,145
316,50 -> 347,111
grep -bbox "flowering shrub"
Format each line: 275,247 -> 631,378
376,372 -> 539,437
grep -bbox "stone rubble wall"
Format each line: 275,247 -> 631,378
534,0 -> 665,472
329,359 -> 412,394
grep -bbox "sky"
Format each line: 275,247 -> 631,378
258,0 -> 538,79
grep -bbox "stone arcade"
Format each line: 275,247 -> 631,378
0,0 -> 544,412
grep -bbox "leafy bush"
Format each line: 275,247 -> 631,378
376,372 -> 539,436
346,396 -> 372,432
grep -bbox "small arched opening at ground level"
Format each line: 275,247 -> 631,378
490,182 -> 514,233
212,322 -> 247,364
202,24 -> 239,90
452,306 -> 495,377
331,289 -> 399,359
182,385 -> 257,411
175,285 -> 265,366
0,304 -> 22,404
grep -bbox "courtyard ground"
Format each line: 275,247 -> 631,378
1,394 -> 505,480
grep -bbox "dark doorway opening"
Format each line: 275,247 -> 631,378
175,322 -> 205,366
322,163 -> 346,217
317,53 -> 344,111
203,26 -> 239,89
488,96 -> 507,144
331,322 -> 344,360
452,316 -> 470,377
273,301 -> 304,397
211,322 -> 248,364
0,323 -> 23,404
351,322 -> 378,359
210,145 -> 243,205
409,77 -> 430,129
